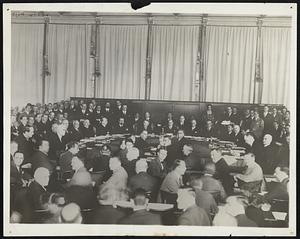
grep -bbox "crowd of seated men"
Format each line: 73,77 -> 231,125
9,99 -> 290,226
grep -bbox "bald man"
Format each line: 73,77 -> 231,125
256,134 -> 280,174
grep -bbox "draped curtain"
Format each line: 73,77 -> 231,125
261,27 -> 291,107
46,24 -> 91,103
150,26 -> 199,101
203,26 -> 257,103
11,24 -> 44,107
96,25 -> 148,99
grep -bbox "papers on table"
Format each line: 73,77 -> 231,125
265,176 -> 279,183
272,212 -> 287,221
223,155 -> 238,166
115,201 -> 174,211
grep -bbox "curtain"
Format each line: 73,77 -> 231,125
150,26 -> 199,101
11,23 -> 44,107
46,24 -> 91,103
261,27 -> 291,107
96,25 -> 148,99
203,26 -> 257,103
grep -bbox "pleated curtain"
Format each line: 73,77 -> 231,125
96,25 -> 148,99
203,26 -> 257,103
261,27 -> 291,107
150,26 -> 199,101
46,24 -> 92,103
11,24 -> 44,107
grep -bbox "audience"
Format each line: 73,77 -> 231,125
9,100 -> 291,226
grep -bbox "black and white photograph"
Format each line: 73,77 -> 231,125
3,3 -> 296,237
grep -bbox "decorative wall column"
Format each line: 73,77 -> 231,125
195,15 -> 207,102
42,16 -> 50,104
253,16 -> 264,104
145,17 -> 153,100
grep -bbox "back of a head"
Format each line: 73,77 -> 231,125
71,171 -> 92,187
98,184 -> 129,204
133,188 -> 148,206
135,158 -> 148,174
190,178 -> 203,190
204,162 -> 216,175
60,203 -> 82,223
177,189 -> 195,210
213,207 -> 238,226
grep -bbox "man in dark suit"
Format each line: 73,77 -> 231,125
177,188 -> 211,226
112,117 -> 129,134
31,139 -> 54,175
91,184 -> 128,224
134,130 -> 150,154
190,178 -> 218,220
59,142 -> 80,173
200,162 -> 227,203
69,120 -> 83,142
102,102 -> 113,122
177,115 -> 188,132
240,109 -> 252,133
47,124 -> 67,163
201,120 -> 218,138
80,119 -> 95,138
95,117 -> 111,136
232,124 -> 245,147
256,134 -> 280,174
76,103 -> 90,121
93,105 -> 102,126
120,104 -> 131,125
118,188 -> 162,225
187,119 -> 200,136
17,114 -> 28,134
221,124 -> 235,142
130,112 -> 142,135
261,105 -> 273,134
172,129 -> 188,158
163,119 -> 178,135
148,148 -> 168,181
138,120 -> 153,134
27,167 -> 50,210
128,159 -> 159,202
15,126 -> 35,164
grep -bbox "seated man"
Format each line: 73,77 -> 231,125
264,166 -> 289,202
234,153 -> 264,183
103,157 -> 128,190
200,162 -> 227,203
148,148 -> 168,181
134,130 -> 150,154
118,188 -> 162,225
232,124 -> 245,147
128,159 -> 159,202
91,184 -> 128,224
163,119 -> 178,135
31,139 -> 53,175
119,138 -> 140,177
176,188 -> 211,226
182,144 -> 205,171
160,159 -> 187,204
201,120 -> 218,138
190,178 -> 218,220
59,203 -> 82,224
80,119 -> 95,138
210,149 -> 235,195
59,141 -> 80,173
172,129 -> 188,158
113,117 -> 129,134
27,167 -> 51,210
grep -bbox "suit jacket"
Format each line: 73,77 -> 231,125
15,134 -> 34,164
250,118 -> 264,139
80,125 -> 95,138
232,132 -> 245,147
65,185 -> 98,210
147,157 -> 167,180
134,138 -> 150,153
31,150 -> 54,174
105,166 -> 128,190
177,205 -> 211,226
177,122 -> 189,132
235,214 -> 257,227
27,181 -> 48,210
95,124 -> 111,136
200,175 -> 227,202
59,150 -> 74,173
261,113 -> 273,134
186,126 -> 200,137
119,209 -> 162,225
201,127 -> 218,138
240,115 -> 252,131
194,188 -> 218,219
47,133 -> 67,162
10,162 -> 32,188
264,178 -> 289,202
91,205 -> 127,224
69,127 -> 84,141
163,125 -> 178,135
112,124 -> 129,134
128,172 -> 159,200
160,171 -> 183,194
76,109 -> 90,120
221,131 -> 235,142
256,143 -> 280,174
215,158 -> 235,195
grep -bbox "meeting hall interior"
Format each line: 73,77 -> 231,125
7,9 -> 294,229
